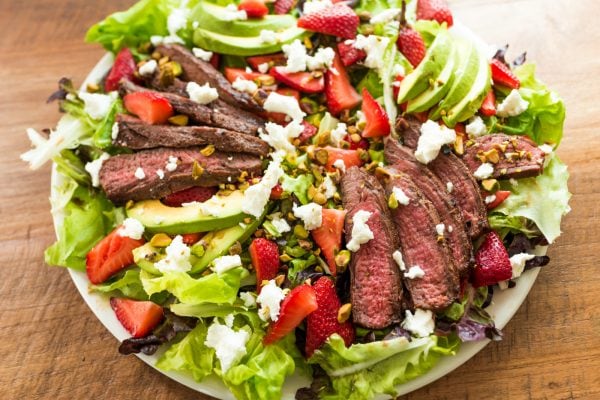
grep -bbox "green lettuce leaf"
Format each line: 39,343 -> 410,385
281,174 -> 314,205
90,269 -> 148,300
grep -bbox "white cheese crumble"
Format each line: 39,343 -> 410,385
485,194 -> 497,205
466,116 -> 487,137
306,47 -> 335,71
138,59 -> 158,77
435,223 -> 445,236
369,8 -> 401,24
259,29 -> 278,44
353,34 -> 390,72
232,77 -> 258,94
473,162 -> 494,180
242,157 -> 284,218
134,167 -> 146,180
259,120 -> 304,155
448,225 -> 454,233
223,3 -> 248,21
118,217 -> 145,240
165,155 -> 178,172
186,82 -> 219,105
510,252 -> 536,279
257,62 -> 270,74
321,175 -> 337,199
392,187 -> 410,206
167,8 -> 189,37
346,210 -> 374,252
205,320 -> 250,373
401,309 -> 435,337
303,0 -> 332,14
414,120 -> 456,164
78,91 -> 117,120
156,169 -> 165,179
270,212 -> 291,234
496,89 -> 529,117
192,47 -> 213,62
446,181 -> 454,193
84,152 -> 110,187
539,144 -> 554,154
257,280 -> 286,322
263,91 -> 306,121
393,249 -> 406,271
240,291 -> 257,308
333,159 -> 347,173
330,122 -> 347,147
293,202 -> 323,230
282,39 -> 308,73
212,255 -> 242,275
155,235 -> 192,273
404,265 -> 425,279
111,122 -> 119,140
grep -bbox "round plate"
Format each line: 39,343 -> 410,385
50,21 -> 543,400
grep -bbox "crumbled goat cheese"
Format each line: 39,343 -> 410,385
321,175 -> 337,199
448,225 -> 454,233
330,122 -> 347,147
353,34 -> 390,72
446,181 -> 454,193
259,120 -> 304,155
346,210 -> 374,252
223,3 -> 248,21
79,91 -> 117,120
401,309 -> 435,337
167,7 -> 189,36
293,202 -> 323,231
156,169 -> 165,179
242,157 -> 284,217
240,291 -> 257,308
165,155 -> 178,172
257,280 -> 286,322
118,217 -> 145,240
212,255 -> 242,275
192,47 -> 213,62
205,320 -> 250,373
155,235 -> 192,273
466,116 -> 487,136
84,152 -> 110,187
473,163 -> 494,180
496,89 -> 529,117
510,252 -> 536,279
303,0 -> 332,14
485,194 -> 497,204
138,59 -> 158,77
111,122 -> 119,140
134,167 -> 146,180
224,314 -> 235,328
282,39 -> 308,73
270,212 -> 291,234
393,250 -> 406,271
259,29 -> 278,44
355,110 -> 366,127
539,144 -> 554,154
369,8 -> 401,24
392,187 -> 410,205
306,47 -> 335,71
257,62 -> 270,74
404,265 -> 425,279
435,223 -> 445,236
232,77 -> 258,94
333,159 -> 346,173
186,82 -> 219,105
263,91 -> 306,121
414,120 -> 456,164
392,63 -> 406,77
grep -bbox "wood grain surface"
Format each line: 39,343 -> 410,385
1,0 -> 598,399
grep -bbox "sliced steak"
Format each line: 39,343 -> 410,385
395,116 -> 422,150
114,114 -> 269,156
341,167 -> 403,329
383,169 -> 459,310
99,148 -> 262,204
385,139 -> 472,276
156,44 -> 263,113
463,133 -> 546,179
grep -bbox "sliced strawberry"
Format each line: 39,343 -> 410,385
305,277 -> 354,357
162,186 -> 218,207
209,53 -> 220,69
110,298 -> 164,338
392,73 -> 404,100
472,231 -> 512,287
263,284 -> 318,344
249,238 -> 280,293
270,183 -> 284,200
297,3 -> 359,40
104,48 -> 137,92
397,26 -> 426,68
246,53 -> 287,71
324,147 -> 364,172
343,135 -> 369,150
270,67 -> 324,93
123,92 -> 174,125
238,0 -> 269,19
224,67 -> 270,84
276,87 -> 300,100
298,120 -> 318,144
416,0 -> 453,27
486,190 -> 511,210
274,0 -> 296,15
337,41 -> 366,67
480,89 -> 497,116
361,88 -> 391,138
86,227 -> 145,284
325,52 -> 362,116
181,232 -> 203,245
491,59 -> 520,89
311,209 -> 346,275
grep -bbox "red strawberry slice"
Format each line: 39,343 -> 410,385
337,41 -> 366,67
238,0 -> 269,19
486,190 -> 511,210
104,48 -> 137,92
491,59 -> 520,89
162,186 -> 218,207
305,277 -> 354,357
392,73 -> 404,100
324,147 -> 364,172
297,3 -> 359,40
298,120 -> 318,144
416,0 -> 454,27
123,92 -> 174,125
181,232 -> 204,245
270,67 -> 325,93
274,0 -> 296,15
86,227 -> 145,284
343,135 -> 369,150
472,231 -> 512,287
249,238 -> 280,293
311,208 -> 346,275
397,26 -> 426,68
361,88 -> 391,138
270,183 -> 285,200
480,89 -> 497,116
224,67 -> 270,84
263,284 -> 318,344
325,52 -> 362,116
110,298 -> 164,338
246,53 -> 287,71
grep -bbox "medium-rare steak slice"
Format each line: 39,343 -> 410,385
99,148 -> 262,204
463,133 -> 546,179
385,139 -> 472,276
156,44 -> 263,113
395,116 -> 422,150
114,115 -> 270,156
341,167 -> 403,329
383,169 -> 459,310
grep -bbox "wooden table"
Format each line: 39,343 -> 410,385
1,0 -> 598,399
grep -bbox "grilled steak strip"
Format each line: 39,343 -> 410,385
383,169 -> 459,310
341,167 -> 403,329
385,139 -> 472,276
395,116 -> 422,150
463,133 -> 546,179
156,44 -> 263,113
114,114 -> 270,156
99,148 -> 262,204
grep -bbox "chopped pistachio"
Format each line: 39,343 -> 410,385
279,253 -> 292,262
337,303 -> 352,323
137,42 -> 152,54
315,148 -> 329,165
388,192 -> 399,209
294,224 -> 309,239
165,61 -> 182,77
275,274 -> 286,286
228,241 -> 242,255
454,135 -> 464,155
150,233 -> 172,247
200,144 -> 216,157
254,229 -> 264,238
125,200 -> 135,210
313,192 -> 327,205
334,250 -> 351,269
151,51 -> 162,60
168,114 -> 189,126
192,161 -> 204,179
303,36 -> 313,49
482,148 -> 500,164
298,239 -> 313,251
358,148 -> 369,162
481,179 -> 499,192
86,83 -> 100,93
350,133 -> 362,143
257,75 -> 275,86
307,185 -> 318,200
243,217 -> 252,224
191,243 -> 205,257
158,56 -> 170,66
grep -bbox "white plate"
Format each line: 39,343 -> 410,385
50,22 -> 543,399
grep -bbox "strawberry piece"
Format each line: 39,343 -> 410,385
238,0 -> 269,19
416,0 -> 454,27
343,135 -> 369,150
249,238 -> 280,293
337,41 -> 366,67
110,298 -> 164,338
264,284 -> 318,344
305,277 -> 354,357
86,227 -> 145,284
162,186 -> 218,207
270,183 -> 285,200
472,231 -> 512,287
104,48 -> 137,92
397,26 -> 426,68
324,146 -> 364,172
297,3 -> 359,40
486,190 -> 511,210
361,88 -> 391,138
325,52 -> 361,116
274,0 -> 296,15
224,67 -> 270,84
270,67 -> 324,93
123,92 -> 174,125
480,89 -> 497,116
298,120 -> 318,144
246,53 -> 287,71
491,59 -> 520,89
209,53 -> 220,69
311,209 -> 346,275
392,73 -> 404,100
181,232 -> 203,245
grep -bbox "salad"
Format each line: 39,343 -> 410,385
21,0 -> 570,399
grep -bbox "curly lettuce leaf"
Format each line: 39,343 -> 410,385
281,174 -> 314,205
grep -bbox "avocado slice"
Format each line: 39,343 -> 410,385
126,190 -> 249,235
193,26 -> 308,56
133,243 -> 164,275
